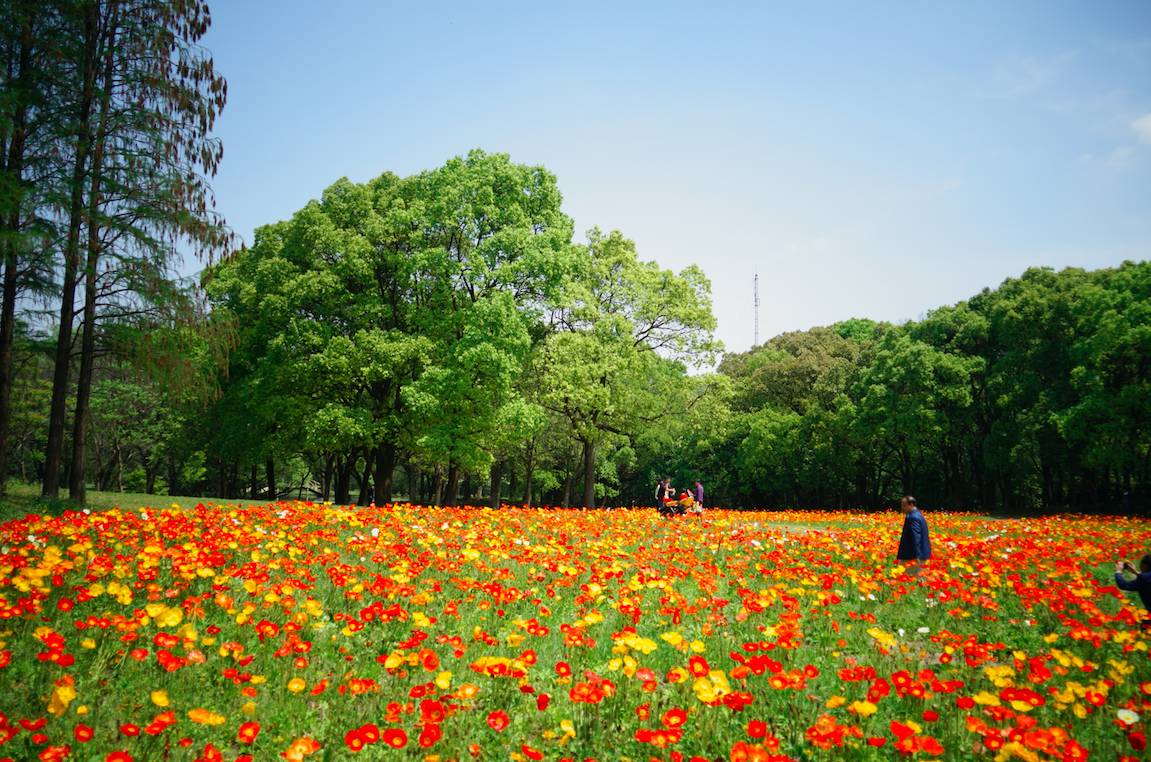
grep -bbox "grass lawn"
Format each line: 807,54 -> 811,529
0,482 -> 211,524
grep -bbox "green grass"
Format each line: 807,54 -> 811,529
0,481 -> 206,523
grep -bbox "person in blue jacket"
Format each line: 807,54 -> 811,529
896,495 -> 931,571
1115,555 -> 1151,622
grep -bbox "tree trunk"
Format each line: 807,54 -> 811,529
249,463 -> 258,499
406,463 -> 418,504
167,458 -> 179,496
0,239 -> 19,498
227,462 -> 240,499
582,438 -> 596,508
357,456 -> 372,505
66,192 -> 102,504
265,457 -> 276,500
562,466 -> 572,509
489,459 -> 504,510
334,456 -> 353,505
523,444 -> 535,507
898,443 -> 913,496
431,467 -> 444,506
321,454 -> 333,501
445,462 -> 459,506
0,6 -> 36,498
67,0 -> 119,505
374,441 -> 396,503
43,2 -> 101,499
297,467 -> 309,500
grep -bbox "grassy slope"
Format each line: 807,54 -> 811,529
0,482 -> 204,523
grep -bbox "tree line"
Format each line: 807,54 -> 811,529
0,0 -> 227,502
200,181 -> 1150,512
655,261 -> 1149,513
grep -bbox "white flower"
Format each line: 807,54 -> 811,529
1117,708 -> 1140,726
370,528 -> 379,538
897,628 -> 906,637
867,594 -> 876,601
917,627 -> 930,634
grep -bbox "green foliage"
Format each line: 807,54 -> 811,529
205,151 -> 580,502
686,262 -> 1151,512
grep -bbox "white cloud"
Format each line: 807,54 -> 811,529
1105,146 -> 1137,171
1132,113 -> 1151,145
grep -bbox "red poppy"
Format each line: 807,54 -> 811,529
486,711 -> 510,732
661,708 -> 687,729
344,729 -> 365,753
381,728 -> 407,748
237,722 -> 260,745
418,723 -> 442,748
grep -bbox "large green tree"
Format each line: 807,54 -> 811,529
537,228 -> 719,507
208,151 -> 575,505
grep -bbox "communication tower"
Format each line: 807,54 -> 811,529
753,272 -> 760,346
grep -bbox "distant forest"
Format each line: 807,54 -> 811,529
708,261 -> 1149,513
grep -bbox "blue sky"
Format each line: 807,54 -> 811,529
201,0 -> 1151,354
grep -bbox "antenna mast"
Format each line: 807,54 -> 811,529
753,272 -> 760,346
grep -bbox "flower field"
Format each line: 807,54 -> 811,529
1,503 -> 1149,762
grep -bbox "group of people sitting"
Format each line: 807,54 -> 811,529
655,478 -> 704,516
